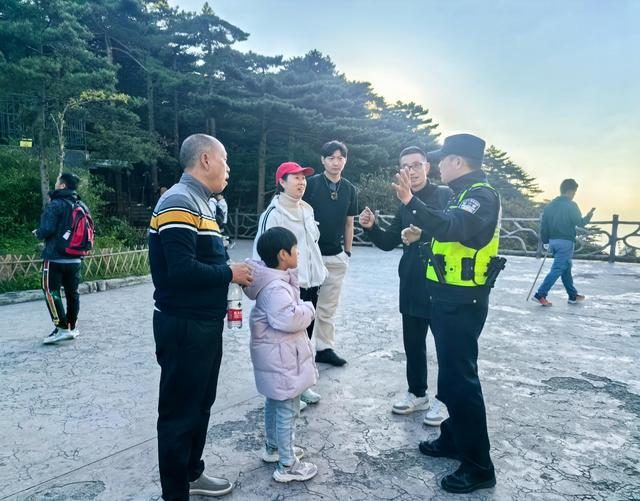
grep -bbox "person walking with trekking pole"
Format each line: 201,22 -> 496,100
532,178 -> 595,307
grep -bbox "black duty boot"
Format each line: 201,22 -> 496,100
441,464 -> 496,494
418,439 -> 459,460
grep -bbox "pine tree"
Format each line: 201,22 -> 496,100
0,0 -> 117,205
483,145 -> 542,217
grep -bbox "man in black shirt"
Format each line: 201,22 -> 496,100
303,140 -> 358,366
360,146 -> 451,423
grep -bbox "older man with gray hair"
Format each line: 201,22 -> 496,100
149,134 -> 252,499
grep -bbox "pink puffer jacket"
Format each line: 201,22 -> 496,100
243,259 -> 318,400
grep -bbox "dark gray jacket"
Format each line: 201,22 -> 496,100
540,196 -> 592,243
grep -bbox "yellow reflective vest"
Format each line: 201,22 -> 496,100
426,182 -> 500,287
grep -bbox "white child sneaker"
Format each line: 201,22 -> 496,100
301,388 -> 321,404
273,459 -> 318,483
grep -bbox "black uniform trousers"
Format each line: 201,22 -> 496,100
402,314 -> 430,398
430,297 -> 493,472
300,286 -> 319,339
153,310 -> 224,501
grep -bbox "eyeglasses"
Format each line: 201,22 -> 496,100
400,162 -> 425,171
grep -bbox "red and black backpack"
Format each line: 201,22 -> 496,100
55,199 -> 95,257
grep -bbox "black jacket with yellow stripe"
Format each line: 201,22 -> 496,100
149,173 -> 232,320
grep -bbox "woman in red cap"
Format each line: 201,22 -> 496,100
253,162 -> 328,409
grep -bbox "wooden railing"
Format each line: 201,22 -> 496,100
0,246 -> 149,292
227,209 -> 640,263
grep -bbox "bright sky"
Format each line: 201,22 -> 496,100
173,0 -> 640,221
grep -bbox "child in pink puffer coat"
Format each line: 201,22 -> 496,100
243,227 -> 319,483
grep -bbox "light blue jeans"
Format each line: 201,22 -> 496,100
264,396 -> 300,467
537,239 -> 578,299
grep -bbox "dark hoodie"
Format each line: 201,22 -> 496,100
35,188 -> 81,261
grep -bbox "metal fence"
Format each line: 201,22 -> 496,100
2,213 -> 636,291
227,210 -> 640,263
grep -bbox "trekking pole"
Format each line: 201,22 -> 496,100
526,250 -> 548,302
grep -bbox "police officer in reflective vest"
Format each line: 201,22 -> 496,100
393,134 -> 500,494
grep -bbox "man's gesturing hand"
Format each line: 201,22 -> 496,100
392,168 -> 413,205
401,224 -> 422,245
359,206 -> 375,229
230,263 -> 253,286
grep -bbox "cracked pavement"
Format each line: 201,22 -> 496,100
1,240 -> 639,500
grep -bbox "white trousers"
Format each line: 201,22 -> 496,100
313,252 -> 349,351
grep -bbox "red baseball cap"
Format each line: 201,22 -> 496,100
275,162 -> 314,186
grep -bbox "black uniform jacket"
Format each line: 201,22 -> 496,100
406,170 -> 501,304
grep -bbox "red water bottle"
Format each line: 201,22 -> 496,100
227,283 -> 243,330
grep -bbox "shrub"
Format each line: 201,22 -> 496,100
0,149 -> 42,238
356,169 -> 400,214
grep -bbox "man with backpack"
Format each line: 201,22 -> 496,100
34,172 -> 94,345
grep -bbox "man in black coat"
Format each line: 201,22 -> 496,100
34,172 -> 85,345
359,146 -> 451,423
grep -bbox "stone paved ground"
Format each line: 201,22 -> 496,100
1,240 -> 639,500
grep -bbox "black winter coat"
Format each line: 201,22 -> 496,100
365,182 -> 451,318
35,189 -> 81,260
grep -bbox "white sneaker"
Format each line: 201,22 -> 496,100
423,398 -> 447,426
262,445 -> 305,463
392,392 -> 430,415
301,388 -> 321,404
299,399 -> 308,412
273,459 -> 318,483
69,327 -> 80,338
42,328 -> 75,345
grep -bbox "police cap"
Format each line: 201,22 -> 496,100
427,134 -> 486,164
